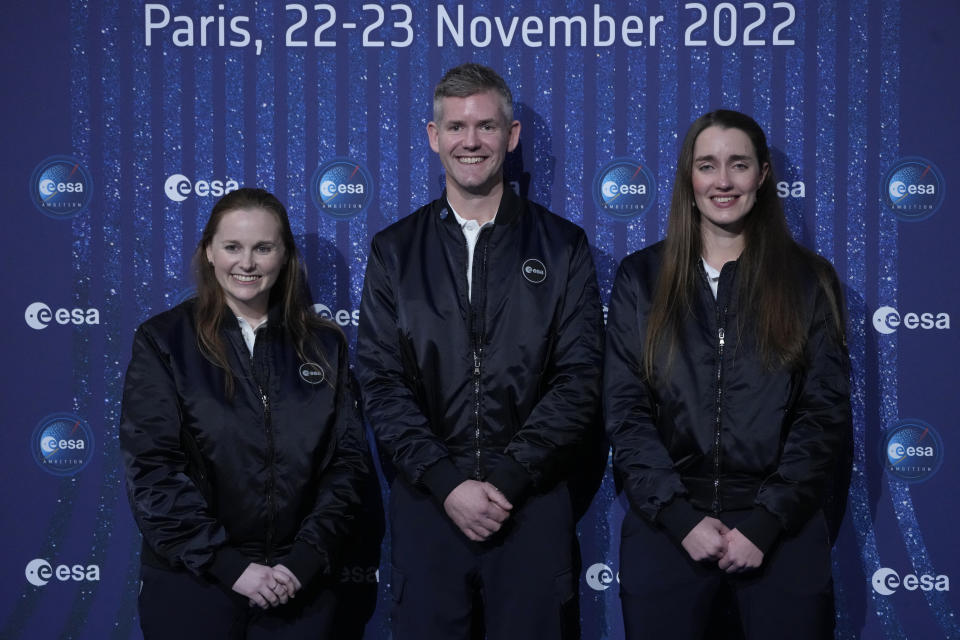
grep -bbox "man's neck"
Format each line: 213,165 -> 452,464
446,181 -> 503,225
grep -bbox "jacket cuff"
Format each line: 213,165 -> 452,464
206,546 -> 250,587
282,540 -> 331,586
486,456 -> 533,505
420,457 -> 465,503
735,507 -> 782,555
656,498 -> 703,544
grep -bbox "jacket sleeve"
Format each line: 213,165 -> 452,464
603,260 -> 702,543
740,265 -> 852,549
119,327 -> 248,585
356,235 -> 464,502
486,230 -> 605,505
283,339 -> 374,585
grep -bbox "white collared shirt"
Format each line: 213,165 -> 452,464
236,316 -> 268,356
701,258 -> 721,299
450,204 -> 496,301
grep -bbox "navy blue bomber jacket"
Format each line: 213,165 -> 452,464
120,300 -> 371,588
604,241 -> 851,553
356,187 -> 604,507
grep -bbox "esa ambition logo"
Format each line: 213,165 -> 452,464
881,419 -> 943,484
30,156 -> 93,219
31,413 -> 95,476
882,157 -> 945,221
311,159 -> 374,220
593,158 -> 657,220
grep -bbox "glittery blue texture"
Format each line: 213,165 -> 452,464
162,9 -> 184,293
193,0 -> 214,242
782,7 -> 805,242
689,48 -> 709,129
256,1 -> 275,190
408,0 -> 431,216
657,0 -> 678,238
751,47 -> 772,139
721,37 -> 741,111
839,0 -> 905,636
593,46 -> 615,275
378,42 -> 400,239
287,48 -> 306,239
531,0 -> 554,209
625,37 -> 649,254
313,43 -> 336,305
133,7 -> 153,322
225,47 -> 245,191
563,44 -> 584,226
75,3 -> 124,633
348,3 -> 369,310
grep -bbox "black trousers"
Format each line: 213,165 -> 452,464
138,563 -> 337,640
389,478 -> 580,640
619,508 -> 835,640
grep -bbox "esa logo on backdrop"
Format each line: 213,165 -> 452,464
164,174 -> 239,202
312,303 -> 360,327
24,302 -> 100,330
31,413 -> 95,476
593,159 -> 657,220
584,562 -> 617,591
872,306 -> 950,334
310,159 -> 374,219
882,157 -> 945,221
871,567 -> 949,595
25,559 -> 100,586
29,156 -> 93,219
881,419 -> 943,483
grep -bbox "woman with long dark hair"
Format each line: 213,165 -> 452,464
120,188 -> 372,638
605,110 -> 850,639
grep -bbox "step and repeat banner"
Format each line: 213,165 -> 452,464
2,1 -> 958,638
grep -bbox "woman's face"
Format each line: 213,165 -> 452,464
691,125 -> 769,237
204,207 -> 286,322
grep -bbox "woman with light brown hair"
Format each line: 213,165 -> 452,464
605,110 -> 850,639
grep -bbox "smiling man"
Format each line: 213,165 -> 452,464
357,63 -> 604,639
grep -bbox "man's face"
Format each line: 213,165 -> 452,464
427,90 -> 520,199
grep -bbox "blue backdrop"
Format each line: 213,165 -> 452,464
2,1 -> 958,638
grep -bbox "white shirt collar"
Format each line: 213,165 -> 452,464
236,316 -> 268,357
701,258 -> 721,299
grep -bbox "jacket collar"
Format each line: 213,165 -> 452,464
434,183 -> 524,228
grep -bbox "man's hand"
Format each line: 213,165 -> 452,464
443,480 -> 513,541
232,563 -> 290,609
680,516 -> 729,562
718,528 -> 764,573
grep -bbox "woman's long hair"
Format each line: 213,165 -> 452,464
643,110 -> 841,378
192,188 -> 334,396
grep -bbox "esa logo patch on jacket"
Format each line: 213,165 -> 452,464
299,362 -> 325,384
522,258 -> 547,284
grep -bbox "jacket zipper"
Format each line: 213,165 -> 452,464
473,350 -> 482,480
712,320 -> 726,515
259,381 -> 276,563
470,229 -> 492,481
